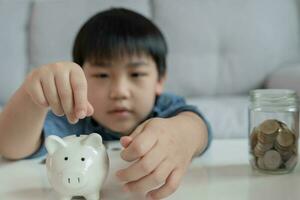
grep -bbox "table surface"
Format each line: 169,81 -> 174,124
1,138 -> 299,200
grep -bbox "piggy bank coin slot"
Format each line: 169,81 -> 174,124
111,147 -> 121,151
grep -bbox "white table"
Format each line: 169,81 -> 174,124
1,139 -> 299,200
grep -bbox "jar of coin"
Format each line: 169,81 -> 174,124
249,89 -> 299,174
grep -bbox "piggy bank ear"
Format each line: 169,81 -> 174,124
45,135 -> 67,155
81,133 -> 103,148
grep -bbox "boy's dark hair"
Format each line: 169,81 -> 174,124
72,8 -> 168,79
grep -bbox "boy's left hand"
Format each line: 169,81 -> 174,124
116,117 -> 198,200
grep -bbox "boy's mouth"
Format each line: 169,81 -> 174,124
108,107 -> 132,117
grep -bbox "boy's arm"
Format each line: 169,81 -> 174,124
0,84 -> 48,160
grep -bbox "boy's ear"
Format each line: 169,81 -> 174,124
155,75 -> 166,95
45,135 -> 67,155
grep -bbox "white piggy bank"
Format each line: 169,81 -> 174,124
45,133 -> 109,200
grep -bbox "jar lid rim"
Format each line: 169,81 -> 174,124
250,89 -> 296,97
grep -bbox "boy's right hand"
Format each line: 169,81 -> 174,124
24,62 -> 94,124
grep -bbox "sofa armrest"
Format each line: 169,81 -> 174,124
265,63 -> 300,95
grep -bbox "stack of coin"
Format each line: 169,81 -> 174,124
249,119 -> 298,171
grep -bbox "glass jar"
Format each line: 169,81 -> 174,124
249,89 -> 299,174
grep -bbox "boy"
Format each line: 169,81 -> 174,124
0,8 -> 211,199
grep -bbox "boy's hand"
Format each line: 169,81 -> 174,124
24,62 -> 94,123
116,117 -> 198,200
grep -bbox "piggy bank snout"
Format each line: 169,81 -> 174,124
62,170 -> 87,189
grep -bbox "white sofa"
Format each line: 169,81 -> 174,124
1,0 -> 300,139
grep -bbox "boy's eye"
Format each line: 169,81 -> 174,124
131,72 -> 147,78
93,73 -> 109,78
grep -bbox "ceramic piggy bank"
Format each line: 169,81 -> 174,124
45,133 -> 109,200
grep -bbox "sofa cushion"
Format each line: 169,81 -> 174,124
29,0 -> 152,69
265,63 -> 300,96
153,0 -> 300,97
0,0 -> 32,104
187,95 -> 249,139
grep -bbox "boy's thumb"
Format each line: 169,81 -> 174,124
87,101 -> 94,116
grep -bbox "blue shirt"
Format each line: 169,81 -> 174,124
28,93 -> 212,158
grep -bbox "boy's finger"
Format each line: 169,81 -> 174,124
120,136 -> 133,148
70,69 -> 88,119
41,74 -> 64,116
147,168 -> 183,200
123,159 -> 173,194
86,101 -> 94,116
121,128 -> 157,162
26,79 -> 48,107
117,141 -> 163,182
55,71 -> 76,123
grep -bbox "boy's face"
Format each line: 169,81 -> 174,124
83,54 -> 165,135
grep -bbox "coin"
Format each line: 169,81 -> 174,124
257,157 -> 265,169
263,150 -> 282,170
254,142 -> 272,157
250,128 -> 258,149
259,119 -> 280,135
284,154 -> 298,169
276,131 -> 294,147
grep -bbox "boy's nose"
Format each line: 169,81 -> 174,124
109,79 -> 130,100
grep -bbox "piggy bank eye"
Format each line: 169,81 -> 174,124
64,157 -> 68,161
81,157 -> 85,162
